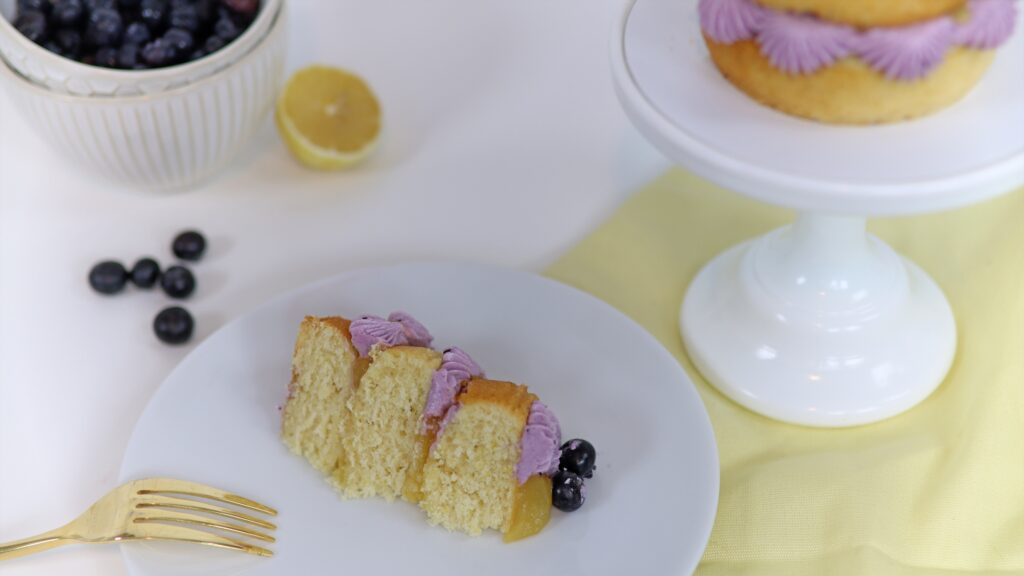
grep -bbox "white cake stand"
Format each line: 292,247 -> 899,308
611,0 -> 1024,427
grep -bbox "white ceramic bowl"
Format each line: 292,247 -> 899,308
0,0 -> 280,97
0,2 -> 286,189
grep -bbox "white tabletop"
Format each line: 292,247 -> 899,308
0,1 -> 668,573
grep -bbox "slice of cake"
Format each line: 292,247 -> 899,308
281,311 -> 594,542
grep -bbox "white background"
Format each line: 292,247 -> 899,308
0,0 -> 668,573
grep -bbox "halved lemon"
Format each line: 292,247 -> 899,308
275,65 -> 382,170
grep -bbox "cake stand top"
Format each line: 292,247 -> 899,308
612,0 -> 1024,215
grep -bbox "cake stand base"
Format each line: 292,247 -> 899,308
681,214 -> 956,427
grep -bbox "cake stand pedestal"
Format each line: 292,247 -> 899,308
611,0 -> 1024,426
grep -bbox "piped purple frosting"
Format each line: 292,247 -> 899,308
515,401 -> 562,484
955,0 -> 1019,49
699,0 -> 1018,80
758,11 -> 857,74
857,18 -> 956,80
422,347 -> 484,431
699,0 -> 767,43
349,312 -> 434,357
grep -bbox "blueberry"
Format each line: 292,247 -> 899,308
139,0 -> 167,31
129,257 -> 160,287
559,439 -> 597,478
88,261 -> 128,295
141,37 -> 175,66
551,471 -> 586,512
117,42 -> 139,67
162,27 -> 193,54
124,21 -> 151,44
43,40 -> 63,55
168,4 -> 199,31
221,0 -> 257,16
171,230 -> 206,261
153,306 -> 194,344
51,0 -> 84,27
188,48 -> 205,61
160,265 -> 195,298
84,0 -> 116,10
85,7 -> 123,47
93,45 -> 119,66
119,0 -> 139,7
212,15 -> 238,40
55,28 -> 82,57
202,33 -> 223,53
14,11 -> 48,43
17,0 -> 51,13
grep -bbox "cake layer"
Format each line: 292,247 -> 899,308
281,317 -> 360,484
706,38 -> 995,124
753,0 -> 964,27
419,380 -> 536,535
342,345 -> 441,500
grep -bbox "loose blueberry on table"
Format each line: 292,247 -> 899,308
11,0 -> 260,70
153,305 -> 194,344
160,264 -> 196,299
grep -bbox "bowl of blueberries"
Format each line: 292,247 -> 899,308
0,0 -> 286,188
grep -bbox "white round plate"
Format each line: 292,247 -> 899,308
611,0 -> 1024,214
119,262 -> 719,576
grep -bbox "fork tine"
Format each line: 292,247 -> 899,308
133,511 -> 276,543
136,496 -> 277,530
132,479 -> 277,516
131,523 -> 273,557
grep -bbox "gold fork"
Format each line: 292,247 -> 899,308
0,478 -> 277,561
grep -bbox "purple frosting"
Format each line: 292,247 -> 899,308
954,0 -> 1018,49
758,11 -> 857,74
698,0 -> 1018,80
348,311 -> 434,357
515,401 -> 562,485
422,347 -> 484,430
699,0 -> 766,43
857,18 -> 956,80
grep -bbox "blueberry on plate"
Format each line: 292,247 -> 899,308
124,21 -> 151,45
51,0 -> 84,27
153,306 -> 194,344
88,261 -> 128,295
160,265 -> 196,298
551,471 -> 586,512
171,230 -> 206,261
129,257 -> 161,288
55,28 -> 83,57
94,45 -> 119,67
141,37 -> 176,66
162,27 -> 194,53
559,438 -> 597,478
139,0 -> 168,31
14,11 -> 48,43
85,8 -> 123,48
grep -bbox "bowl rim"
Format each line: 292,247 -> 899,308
0,0 -> 281,85
0,0 -> 285,104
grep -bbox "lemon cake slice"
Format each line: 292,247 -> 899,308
281,311 -> 592,542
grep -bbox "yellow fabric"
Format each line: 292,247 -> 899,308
545,169 -> 1024,576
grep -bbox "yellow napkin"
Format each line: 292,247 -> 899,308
546,170 -> 1024,576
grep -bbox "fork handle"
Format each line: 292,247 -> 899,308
0,528 -> 74,562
